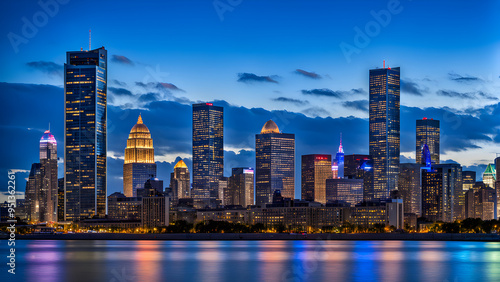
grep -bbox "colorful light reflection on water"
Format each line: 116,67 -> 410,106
2,240 -> 500,281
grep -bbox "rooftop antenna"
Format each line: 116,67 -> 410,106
89,29 -> 91,50
383,60 -> 385,68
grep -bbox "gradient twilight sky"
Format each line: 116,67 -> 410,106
1,0 -> 500,199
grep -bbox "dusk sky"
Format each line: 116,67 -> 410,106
1,0 -> 499,199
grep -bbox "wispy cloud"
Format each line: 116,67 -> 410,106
237,73 -> 278,84
136,82 -> 184,92
301,88 -> 364,98
111,55 -> 134,65
437,90 -> 497,100
108,87 -> 133,96
448,72 -> 481,83
295,69 -> 321,79
272,97 -> 309,106
302,106 -> 330,117
26,61 -> 63,77
401,79 -> 425,96
112,79 -> 127,87
342,100 -> 369,112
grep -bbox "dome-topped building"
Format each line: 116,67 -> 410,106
123,114 -> 157,197
260,120 -> 280,134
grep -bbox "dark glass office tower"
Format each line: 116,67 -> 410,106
192,103 -> 224,208
64,47 -> 107,221
229,167 -> 255,207
369,66 -> 400,200
39,130 -> 58,222
416,118 -> 440,165
255,120 -> 295,206
301,154 -> 332,204
124,115 -> 156,197
398,163 -> 422,216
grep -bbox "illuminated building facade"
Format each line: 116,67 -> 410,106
344,154 -> 374,201
462,171 -> 476,191
416,118 -> 440,165
25,130 -> 58,223
482,163 -> 496,189
336,136 -> 344,179
301,154 -> 333,204
421,163 -> 462,222
255,120 -> 295,206
57,178 -> 64,222
64,47 -> 107,221
326,178 -> 363,207
192,103 -> 224,208
123,115 -> 157,197
496,157 -> 500,219
398,163 -> 422,216
229,168 -> 255,207
369,66 -> 400,200
107,192 -> 142,221
465,186 -> 496,220
170,160 -> 190,205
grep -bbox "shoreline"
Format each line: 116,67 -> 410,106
14,233 -> 500,241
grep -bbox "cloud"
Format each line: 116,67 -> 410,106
272,97 -> 309,106
108,87 -> 133,96
301,107 -> 330,117
295,69 -> 321,79
135,81 -> 184,92
301,88 -> 364,98
449,72 -> 481,83
401,79 -> 425,96
112,79 -> 127,87
437,90 -> 497,100
111,55 -> 134,65
237,73 -> 278,84
26,61 -> 63,77
342,100 -> 369,112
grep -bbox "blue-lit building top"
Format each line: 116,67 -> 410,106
64,47 -> 107,221
336,134 -> 344,179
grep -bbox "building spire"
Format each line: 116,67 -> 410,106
338,132 -> 344,153
137,114 -> 143,124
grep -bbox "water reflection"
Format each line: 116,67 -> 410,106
6,240 -> 500,282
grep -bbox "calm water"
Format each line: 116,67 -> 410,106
2,240 -> 500,282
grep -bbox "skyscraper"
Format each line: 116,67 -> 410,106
496,157 -> 500,219
170,159 -> 190,205
421,163 -> 462,222
255,120 -> 295,206
192,103 -> 224,208
416,118 -> 440,165
301,154 -> 332,204
64,47 -> 107,221
325,178 -> 363,207
229,167 -> 255,207
398,163 -> 422,216
25,130 -> 58,223
39,130 -> 58,222
369,65 -> 400,200
482,163 -> 496,189
123,114 -> 156,197
336,135 -> 344,179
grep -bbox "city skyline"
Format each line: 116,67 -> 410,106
1,0 -> 500,201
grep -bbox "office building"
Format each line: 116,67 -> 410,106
229,168 -> 255,207
170,159 -> 190,205
326,178 -> 363,207
421,164 -> 462,222
462,171 -> 476,191
416,118 -> 440,165
123,114 -> 157,197
107,192 -> 142,221
57,178 -> 64,222
301,154 -> 333,204
64,47 -> 107,221
255,120 -> 295,206
336,136 -> 344,179
482,163 -> 496,189
398,163 -> 422,215
465,186 -> 496,220
496,157 -> 500,219
369,66 -> 400,200
192,103 -> 224,208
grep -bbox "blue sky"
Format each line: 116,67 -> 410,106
1,0 -> 499,199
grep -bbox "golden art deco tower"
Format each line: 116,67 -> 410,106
255,120 -> 295,206
124,114 -> 157,197
369,65 -> 400,200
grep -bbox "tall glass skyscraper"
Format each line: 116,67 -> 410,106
192,103 -> 224,208
416,118 -> 440,165
170,159 -> 190,205
64,47 -> 107,221
229,167 -> 255,207
124,114 -> 157,197
255,120 -> 295,206
369,66 -> 400,200
301,154 -> 332,204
